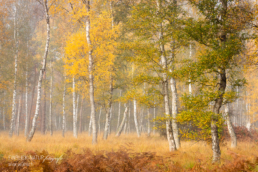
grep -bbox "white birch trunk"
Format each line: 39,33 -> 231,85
156,0 -> 176,152
73,76 -> 77,138
3,92 -> 5,130
147,108 -> 151,137
133,98 -> 141,137
98,107 -> 102,134
27,0 -> 50,142
103,74 -> 113,140
225,103 -> 237,147
85,0 -> 97,144
16,95 -> 22,136
9,6 -> 18,138
25,64 -> 28,136
153,103 -> 156,135
116,90 -> 122,130
116,104 -> 128,137
76,94 -> 79,135
88,115 -> 92,136
62,77 -> 66,137
49,58 -> 53,136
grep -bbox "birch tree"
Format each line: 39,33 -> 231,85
27,0 -> 51,142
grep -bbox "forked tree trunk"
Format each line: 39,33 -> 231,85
27,0 -> 50,142
9,6 -> 18,138
85,0 -> 97,144
116,104 -> 128,137
62,78 -> 66,137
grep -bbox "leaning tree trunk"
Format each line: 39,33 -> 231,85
116,104 -> 128,137
103,74 -> 113,140
9,6 -> 18,138
85,0 -> 97,144
62,78 -> 66,137
73,76 -> 77,138
27,0 -> 50,142
49,58 -> 53,136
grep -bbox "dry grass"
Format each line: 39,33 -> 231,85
0,131 -> 258,170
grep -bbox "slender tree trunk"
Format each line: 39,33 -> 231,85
73,76 -> 77,138
49,58 -> 53,136
103,75 -> 113,140
170,77 -> 180,148
117,90 -> 122,130
98,107 -> 102,134
156,0 -> 176,151
16,95 -> 22,136
41,73 -> 46,135
225,103 -> 237,148
128,102 -> 131,133
116,104 -> 128,137
62,78 -> 66,137
9,6 -> 18,138
153,103 -> 156,135
133,98 -> 141,137
88,115 -> 92,136
3,92 -> 5,130
25,64 -> 29,136
27,0 -> 50,142
85,0 -> 97,144
29,65 -> 37,130
147,108 -> 151,137
79,98 -> 83,133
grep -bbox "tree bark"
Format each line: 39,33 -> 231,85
25,64 -> 29,136
116,104 -> 128,137
9,5 -> 18,138
147,108 -> 151,137
73,76 -> 77,138
27,0 -> 50,142
116,90 -> 122,131
49,57 -> 53,136
225,103 -> 237,148
79,98 -> 83,133
3,92 -> 5,130
16,95 -> 22,136
98,107 -> 102,134
85,0 -> 97,144
62,77 -> 66,137
41,73 -> 46,135
133,98 -> 141,137
103,75 -> 113,140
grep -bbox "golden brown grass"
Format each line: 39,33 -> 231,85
0,131 -> 258,169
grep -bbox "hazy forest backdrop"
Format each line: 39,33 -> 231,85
1,0 -> 258,171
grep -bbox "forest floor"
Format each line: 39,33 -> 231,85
0,131 -> 258,171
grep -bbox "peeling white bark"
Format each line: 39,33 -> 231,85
27,0 -> 50,142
